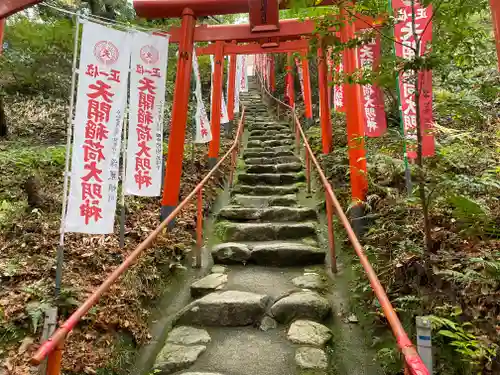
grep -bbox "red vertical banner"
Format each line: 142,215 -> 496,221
357,36 -> 387,137
393,0 -> 435,158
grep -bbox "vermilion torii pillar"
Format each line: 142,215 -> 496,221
208,40 -> 224,166
317,45 -> 332,154
0,19 -> 5,54
490,0 -> 500,69
300,51 -> 314,126
227,52 -> 237,121
340,5 -> 368,232
285,52 -> 295,107
160,8 -> 196,221
270,56 -> 276,93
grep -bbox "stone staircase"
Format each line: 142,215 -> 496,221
153,81 -> 334,375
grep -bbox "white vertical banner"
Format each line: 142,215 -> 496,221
65,22 -> 130,234
125,32 -> 169,196
240,55 -> 248,92
192,48 -> 212,143
210,55 -> 230,124
234,55 -> 242,113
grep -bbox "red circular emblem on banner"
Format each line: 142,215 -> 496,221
140,45 -> 159,65
93,41 -> 119,66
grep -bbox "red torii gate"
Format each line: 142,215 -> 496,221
153,13 -> 380,222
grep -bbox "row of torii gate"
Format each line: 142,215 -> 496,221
1,0 -> 500,221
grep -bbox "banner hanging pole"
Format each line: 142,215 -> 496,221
120,75 -> 130,249
56,13 -> 81,298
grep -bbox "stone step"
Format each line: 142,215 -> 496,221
215,222 -> 316,242
249,130 -> 292,137
243,149 -> 294,159
244,155 -> 301,165
211,241 -> 323,267
247,139 -> 294,149
176,290 -> 271,326
250,125 -> 289,132
218,205 -> 317,222
237,172 -> 304,186
232,184 -> 298,196
269,290 -> 331,323
245,145 -> 293,154
249,134 -> 294,142
191,273 -> 228,298
246,162 -> 302,174
231,194 -> 298,207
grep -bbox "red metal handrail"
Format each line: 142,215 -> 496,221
31,108 -> 246,370
255,70 -> 429,375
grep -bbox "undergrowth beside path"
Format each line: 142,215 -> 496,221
0,106 -> 233,374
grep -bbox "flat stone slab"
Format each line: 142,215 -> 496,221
177,290 -> 271,326
287,320 -> 332,347
246,163 -> 302,174
211,243 -> 251,264
292,273 -> 326,290
191,273 -> 228,298
210,265 -> 228,274
232,194 -> 297,207
251,242 -> 324,266
166,326 -> 211,346
218,222 -> 316,242
232,184 -> 298,196
238,173 -> 304,186
250,134 -> 294,141
247,139 -> 294,149
218,206 -> 316,222
270,291 -> 330,323
295,347 -> 328,370
155,343 -> 206,374
243,150 -> 294,159
245,156 -> 301,165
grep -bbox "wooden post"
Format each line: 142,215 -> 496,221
340,5 -> 368,233
208,40 -> 224,167
490,0 -> 500,70
161,8 -> 196,222
301,52 -> 313,123
317,45 -> 332,154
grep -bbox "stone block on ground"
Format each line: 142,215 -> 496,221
190,273 -> 228,298
155,343 -> 206,374
219,222 -> 316,242
295,347 -> 328,370
211,243 -> 251,264
287,320 -> 332,347
176,290 -> 271,326
251,242 -> 324,267
270,291 -> 331,323
166,326 -> 211,346
292,273 -> 326,290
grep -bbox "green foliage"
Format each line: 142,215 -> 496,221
0,17 -> 74,97
430,314 -> 498,373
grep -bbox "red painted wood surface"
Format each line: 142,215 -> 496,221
490,0 -> 500,70
161,9 -> 197,209
0,0 -> 41,18
208,41 -> 224,160
196,39 -> 308,55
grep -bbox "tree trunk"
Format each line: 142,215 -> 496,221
0,96 -> 7,138
24,176 -> 43,209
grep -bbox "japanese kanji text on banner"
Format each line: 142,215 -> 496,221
393,0 -> 435,158
125,31 -> 169,197
65,22 -> 130,234
358,36 -> 387,137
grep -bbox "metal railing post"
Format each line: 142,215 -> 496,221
305,149 -> 311,194
46,339 -> 64,375
195,188 -> 203,268
325,194 -> 337,273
